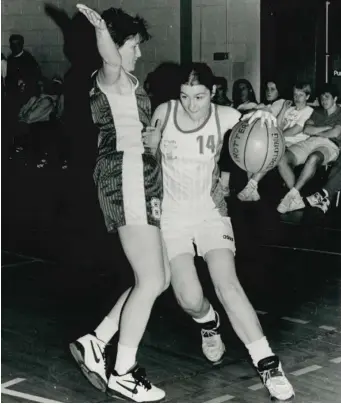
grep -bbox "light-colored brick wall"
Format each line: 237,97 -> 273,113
1,0 -> 180,82
192,0 -> 261,100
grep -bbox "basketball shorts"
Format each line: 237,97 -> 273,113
161,210 -> 236,262
94,152 -> 163,232
288,137 -> 339,166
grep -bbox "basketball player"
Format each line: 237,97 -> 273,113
144,63 -> 295,402
69,5 -> 168,402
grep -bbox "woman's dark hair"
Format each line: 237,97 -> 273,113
261,78 -> 286,104
102,8 -> 151,47
232,78 -> 257,108
178,62 -> 215,92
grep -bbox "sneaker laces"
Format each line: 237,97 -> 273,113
201,328 -> 219,347
260,367 -> 288,387
132,367 -> 151,391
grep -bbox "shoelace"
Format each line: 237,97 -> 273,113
132,367 -> 151,391
201,328 -> 219,347
261,368 -> 287,386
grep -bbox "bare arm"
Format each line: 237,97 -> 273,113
304,122 -> 332,135
77,4 -> 122,86
283,124 -> 305,138
143,103 -> 169,155
315,125 -> 341,139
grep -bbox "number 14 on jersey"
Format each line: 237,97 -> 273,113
197,135 -> 216,154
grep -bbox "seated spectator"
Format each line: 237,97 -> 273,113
232,78 -> 258,112
236,83 -> 313,202
212,76 -> 232,106
277,82 -> 314,146
18,79 -> 55,124
306,154 -> 341,213
17,79 -> 56,167
258,79 -> 286,118
277,83 -> 341,213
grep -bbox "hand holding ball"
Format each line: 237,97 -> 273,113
228,119 -> 285,174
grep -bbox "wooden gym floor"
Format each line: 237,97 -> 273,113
2,154 -> 341,403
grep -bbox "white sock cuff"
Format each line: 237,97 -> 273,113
249,179 -> 258,187
246,336 -> 274,367
193,305 -> 216,324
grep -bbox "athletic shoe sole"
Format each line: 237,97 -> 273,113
270,393 -> 295,402
69,341 -> 107,392
107,386 -> 165,403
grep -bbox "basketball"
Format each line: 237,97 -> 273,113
228,119 -> 285,173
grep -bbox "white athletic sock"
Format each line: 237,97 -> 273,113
95,316 -> 119,345
249,179 -> 258,188
246,336 -> 275,367
114,343 -> 138,375
193,304 -> 216,324
289,187 -> 300,196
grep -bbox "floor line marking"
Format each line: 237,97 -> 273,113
1,387 -> 61,403
330,357 -> 341,364
290,365 -> 322,376
1,260 -> 39,269
256,310 -> 268,315
207,393 -> 235,402
1,378 -> 25,388
281,316 -> 310,324
319,325 -> 337,331
260,244 -> 341,257
1,250 -> 53,263
248,382 -> 263,391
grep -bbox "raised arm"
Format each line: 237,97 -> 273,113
77,4 -> 122,86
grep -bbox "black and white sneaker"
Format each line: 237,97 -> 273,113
306,191 -> 330,214
201,311 -> 226,364
257,355 -> 295,402
69,333 -> 108,392
107,364 -> 165,402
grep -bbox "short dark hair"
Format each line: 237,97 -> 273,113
319,83 -> 339,99
101,8 -> 151,47
9,34 -> 24,44
179,62 -> 215,91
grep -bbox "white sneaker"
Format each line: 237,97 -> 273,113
107,364 -> 165,402
201,312 -> 226,364
69,333 -> 108,392
306,191 -> 330,213
258,356 -> 295,402
237,181 -> 260,202
277,190 -> 305,213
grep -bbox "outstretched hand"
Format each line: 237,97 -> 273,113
76,4 -> 107,30
241,108 -> 277,127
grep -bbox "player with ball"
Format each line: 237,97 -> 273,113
145,62 -> 294,402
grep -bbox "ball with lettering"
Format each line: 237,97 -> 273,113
228,119 -> 285,173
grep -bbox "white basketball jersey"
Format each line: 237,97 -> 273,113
160,100 -> 223,214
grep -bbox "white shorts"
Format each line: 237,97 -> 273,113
161,210 -> 236,262
288,137 -> 339,166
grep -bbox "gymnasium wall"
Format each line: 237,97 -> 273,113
1,0 -> 181,82
192,0 -> 261,100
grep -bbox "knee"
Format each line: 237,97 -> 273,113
137,273 -> 165,298
174,285 -> 204,315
